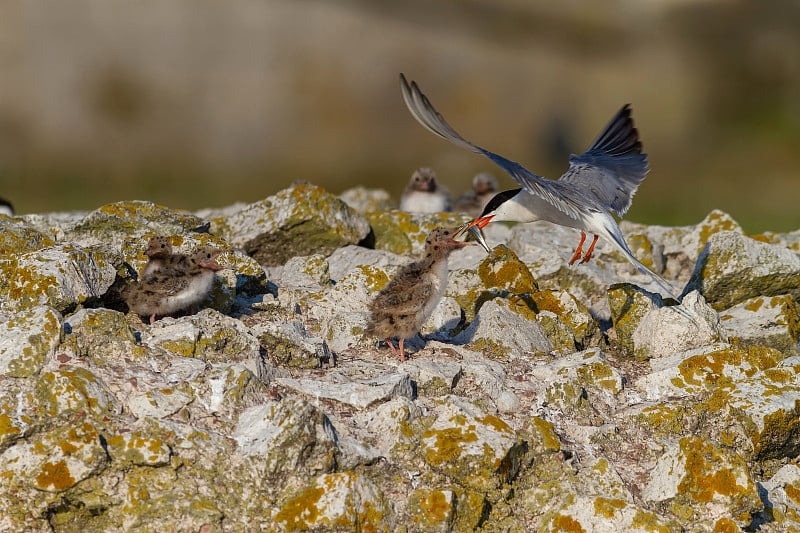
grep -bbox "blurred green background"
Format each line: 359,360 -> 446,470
1,0 -> 798,232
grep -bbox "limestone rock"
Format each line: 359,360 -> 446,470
364,210 -> 470,255
420,395 -> 525,493
234,398 -> 337,479
0,243 -> 117,313
253,319 -> 332,369
339,186 -> 394,214
273,471 -> 392,531
362,396 -> 421,456
0,306 -> 62,377
0,215 -> 54,256
719,294 -> 800,356
214,184 -> 371,266
326,244 -> 404,282
67,200 -> 209,246
630,291 -> 724,360
407,488 -> 456,532
686,230 -> 800,311
541,495 -> 678,532
759,464 -> 800,530
399,354 -> 462,397
635,344 -> 782,402
641,436 -> 761,529
453,299 -> 554,357
275,360 -> 413,409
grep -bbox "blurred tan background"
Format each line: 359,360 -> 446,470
1,0 -> 798,232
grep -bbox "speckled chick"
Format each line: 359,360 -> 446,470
399,167 -> 451,213
141,236 -> 174,278
453,172 -> 499,216
366,226 -> 469,361
123,245 -> 224,324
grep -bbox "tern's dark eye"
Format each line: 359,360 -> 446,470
444,231 -> 450,236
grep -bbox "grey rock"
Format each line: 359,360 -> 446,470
719,294 -> 800,356
275,360 -> 413,409
0,306 -> 62,377
215,184 -> 371,266
453,299 -> 554,356
686,230 -> 800,311
0,243 -> 117,313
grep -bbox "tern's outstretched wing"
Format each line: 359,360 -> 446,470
559,104 -> 649,217
400,73 -> 584,221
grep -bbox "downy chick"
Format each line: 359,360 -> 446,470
399,167 -> 451,213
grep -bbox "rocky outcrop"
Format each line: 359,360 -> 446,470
1,188 -> 798,531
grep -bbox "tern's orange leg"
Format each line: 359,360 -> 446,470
580,235 -> 600,264
398,338 -> 407,362
385,338 -> 399,355
149,313 -> 156,324
568,232 -> 587,265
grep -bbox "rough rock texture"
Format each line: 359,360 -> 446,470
211,183 -> 371,266
1,193 -> 799,532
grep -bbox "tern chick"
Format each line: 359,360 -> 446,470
141,236 -> 174,279
366,226 -> 469,361
453,172 -> 499,216
122,246 -> 224,324
399,167 -> 451,213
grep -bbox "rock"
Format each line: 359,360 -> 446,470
758,464 -> 800,530
142,309 -> 262,367
420,395 -> 525,494
407,488 -> 456,532
361,396 -> 421,456
399,355 -> 462,397
233,398 -> 337,479
0,306 -> 62,377
253,319 -> 332,369
267,253 -> 330,290
0,215 -> 54,255
326,244 -> 404,282
634,344 -> 782,402
641,436 -> 761,529
0,243 -> 117,313
453,299 -> 554,357
273,471 -> 392,531
67,200 -> 209,246
214,184 -> 371,266
530,349 -> 623,426
420,296 -> 463,338
719,294 -> 800,356
364,210 -> 470,255
630,291 -> 724,360
686,230 -> 800,311
274,360 -> 413,409
339,186 -> 394,214
541,495 -> 678,532
620,209 -> 744,279
701,364 -> 800,462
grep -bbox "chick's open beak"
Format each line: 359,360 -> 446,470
454,219 -> 492,253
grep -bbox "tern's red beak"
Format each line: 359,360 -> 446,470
468,214 -> 495,231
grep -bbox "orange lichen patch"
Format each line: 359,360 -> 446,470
785,483 -> 800,504
744,298 -> 764,312
697,211 -> 740,254
532,416 -> 561,452
678,438 -> 746,503
422,425 -> 478,466
477,245 -> 538,294
530,290 -> 565,315
36,460 -> 76,491
274,486 -> 325,528
476,415 -> 513,434
549,513 -> 587,533
753,405 -> 800,459
0,413 -> 21,439
411,490 -> 452,526
593,497 -> 626,519
674,346 -> 782,389
713,517 -> 740,532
